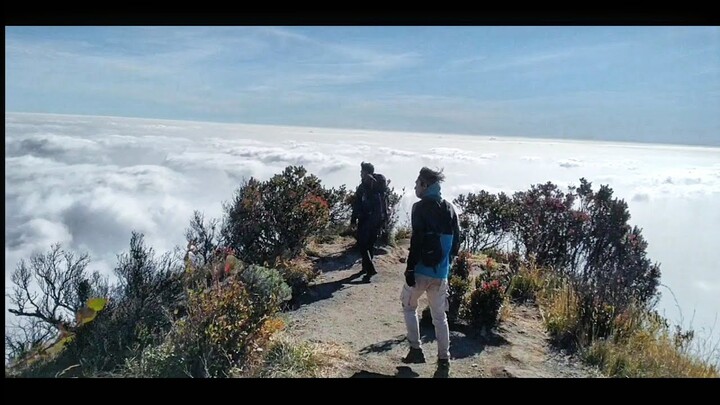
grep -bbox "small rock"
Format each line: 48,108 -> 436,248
399,257 -> 407,263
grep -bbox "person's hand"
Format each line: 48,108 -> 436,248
404,270 -> 416,287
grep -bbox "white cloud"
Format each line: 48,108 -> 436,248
694,280 -> 720,293
424,148 -> 498,164
445,40 -> 634,76
5,112 -> 720,343
378,147 -> 417,158
558,158 -> 583,168
447,183 -> 510,195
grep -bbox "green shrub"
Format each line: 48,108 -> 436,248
170,277 -> 272,377
475,258 -> 512,293
274,259 -> 318,305
379,186 -> 403,246
125,339 -> 187,378
453,191 -> 515,252
323,185 -> 354,237
512,179 -> 661,331
451,251 -> 472,280
465,279 -> 504,332
239,265 -> 293,313
222,166 -> 331,265
448,275 -> 471,325
482,247 -> 509,264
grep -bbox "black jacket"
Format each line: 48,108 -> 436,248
406,196 -> 461,275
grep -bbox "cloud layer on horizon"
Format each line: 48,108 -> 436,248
5,112 -> 720,341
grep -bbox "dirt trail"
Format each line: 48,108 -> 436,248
286,237 -> 602,378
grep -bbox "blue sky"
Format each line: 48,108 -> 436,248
5,26 -> 720,146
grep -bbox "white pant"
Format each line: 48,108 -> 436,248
400,274 -> 450,360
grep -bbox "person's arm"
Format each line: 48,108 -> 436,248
450,204 -> 461,258
406,202 -> 425,271
351,185 -> 362,224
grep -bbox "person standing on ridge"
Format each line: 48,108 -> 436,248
401,167 -> 460,378
351,162 -> 388,283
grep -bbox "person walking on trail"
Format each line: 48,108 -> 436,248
401,167 -> 460,377
351,161 -> 387,283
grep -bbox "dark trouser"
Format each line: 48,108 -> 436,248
357,221 -> 379,275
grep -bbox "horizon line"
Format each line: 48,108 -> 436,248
6,110 -> 719,151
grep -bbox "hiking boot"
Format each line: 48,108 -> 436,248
362,270 -> 377,283
401,347 -> 426,364
434,358 -> 450,378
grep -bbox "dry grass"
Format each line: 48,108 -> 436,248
238,332 -> 355,378
585,336 -> 718,378
303,240 -> 323,258
583,308 -> 719,378
394,225 -> 412,242
534,272 -> 718,377
537,278 -> 581,345
468,253 -> 489,268
393,223 -> 412,242
499,295 -> 513,322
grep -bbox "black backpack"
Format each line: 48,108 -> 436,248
419,200 -> 448,269
371,173 -> 391,224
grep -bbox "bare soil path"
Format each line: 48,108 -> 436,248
286,237 -> 602,378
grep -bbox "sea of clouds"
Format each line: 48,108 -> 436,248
5,112 -> 720,347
